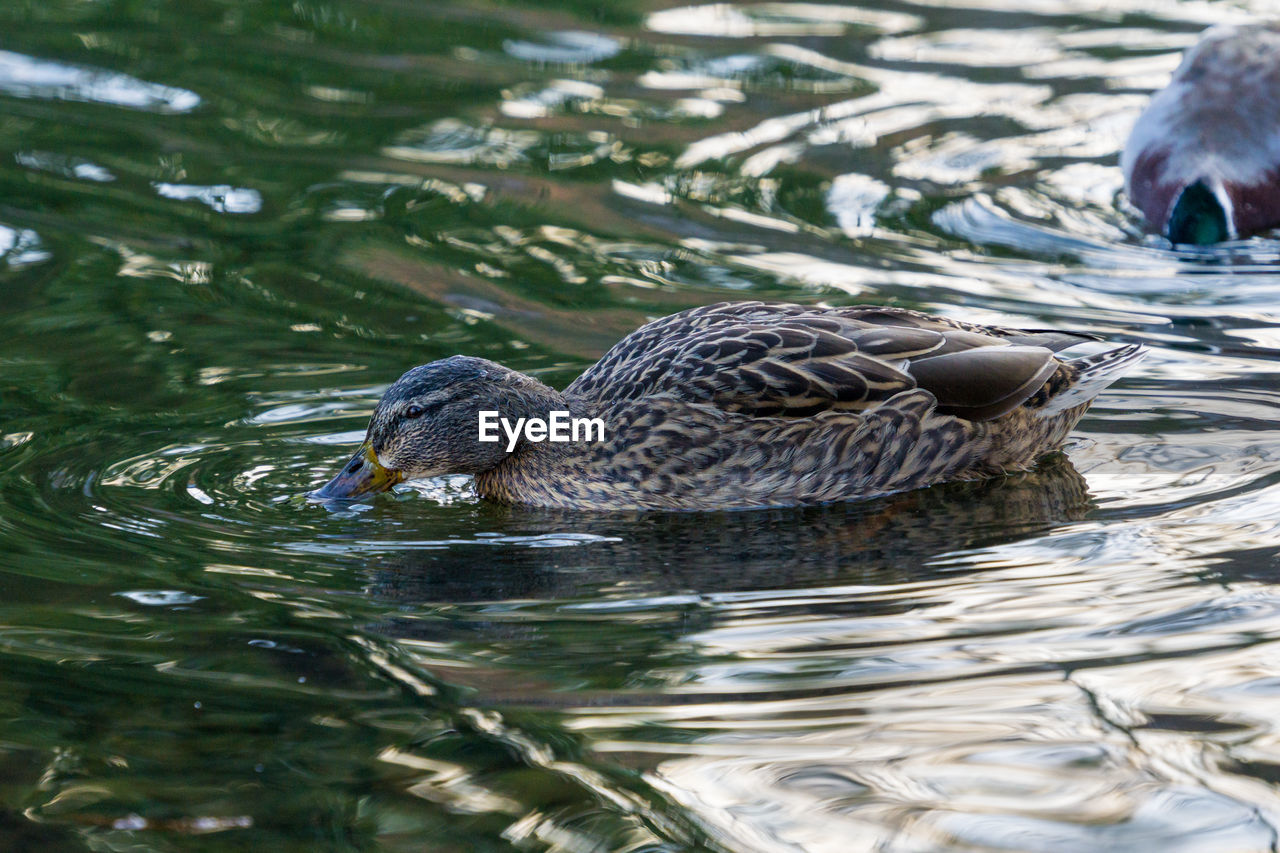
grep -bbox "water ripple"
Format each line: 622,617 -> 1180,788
0,49 -> 200,112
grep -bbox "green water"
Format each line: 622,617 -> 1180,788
5,0 -> 1280,850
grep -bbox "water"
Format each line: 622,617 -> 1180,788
3,0 -> 1280,849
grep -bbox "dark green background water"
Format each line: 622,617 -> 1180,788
5,0 -> 1280,850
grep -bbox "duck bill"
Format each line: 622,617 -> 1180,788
314,442 -> 403,499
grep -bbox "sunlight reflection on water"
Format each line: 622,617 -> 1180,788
0,49 -> 200,111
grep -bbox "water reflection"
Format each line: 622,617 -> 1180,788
14,151 -> 115,182
0,224 -> 49,266
503,31 -> 622,65
0,49 -> 200,112
360,463 -> 1094,607
646,4 -> 923,38
153,183 -> 264,215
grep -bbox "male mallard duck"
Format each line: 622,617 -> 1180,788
315,302 -> 1144,511
1122,22 -> 1280,244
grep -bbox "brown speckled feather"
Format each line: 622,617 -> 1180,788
567,302 -> 1098,421
474,302 -> 1143,510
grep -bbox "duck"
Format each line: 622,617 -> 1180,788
1122,22 -> 1280,244
314,301 -> 1144,511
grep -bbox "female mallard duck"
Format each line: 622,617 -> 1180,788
316,302 -> 1143,511
1123,23 -> 1280,244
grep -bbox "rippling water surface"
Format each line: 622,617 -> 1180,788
4,0 -> 1280,849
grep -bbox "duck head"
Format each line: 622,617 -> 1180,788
314,356 -> 553,499
1121,23 -> 1280,245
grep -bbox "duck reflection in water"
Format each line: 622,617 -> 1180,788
356,457 -> 1092,620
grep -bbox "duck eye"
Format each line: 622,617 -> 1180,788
404,404 -> 426,419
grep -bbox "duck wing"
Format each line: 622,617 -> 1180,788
567,302 -> 1071,422
833,306 -> 1099,353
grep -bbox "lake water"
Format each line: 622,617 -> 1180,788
4,1 -> 1280,850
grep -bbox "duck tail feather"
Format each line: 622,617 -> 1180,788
1039,343 -> 1147,415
